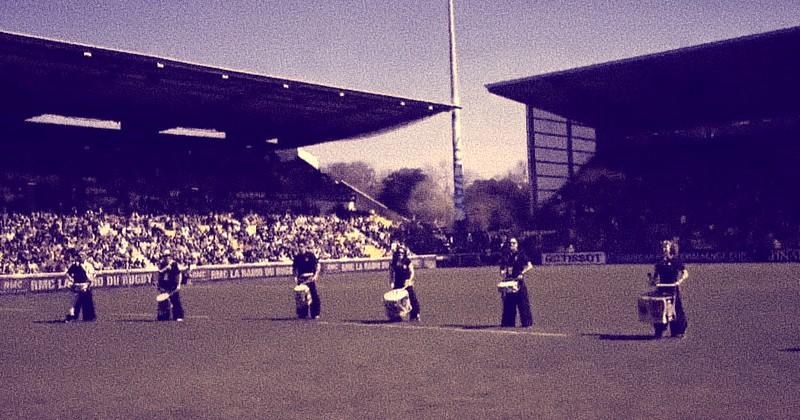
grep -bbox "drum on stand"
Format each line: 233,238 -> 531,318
637,293 -> 676,324
294,284 -> 313,312
383,288 -> 411,321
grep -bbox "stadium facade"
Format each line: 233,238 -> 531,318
487,25 -> 800,214
0,30 -> 456,214
0,31 -> 459,281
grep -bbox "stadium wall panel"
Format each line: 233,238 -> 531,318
0,255 -> 438,295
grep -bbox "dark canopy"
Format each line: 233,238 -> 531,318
0,31 -> 454,147
487,26 -> 800,134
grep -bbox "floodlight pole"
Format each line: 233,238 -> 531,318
448,0 -> 467,235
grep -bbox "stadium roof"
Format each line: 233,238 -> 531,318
0,30 -> 456,148
487,25 -> 800,134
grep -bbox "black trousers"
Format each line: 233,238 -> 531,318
406,286 -> 420,319
501,279 -> 533,327
653,286 -> 688,337
157,291 -> 185,321
297,281 -> 321,319
393,283 -> 421,320
67,290 -> 96,321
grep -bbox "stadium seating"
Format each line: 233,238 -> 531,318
536,135 -> 800,254
0,210 -> 396,274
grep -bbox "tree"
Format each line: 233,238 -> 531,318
407,176 -> 454,227
322,161 -> 381,198
464,177 -> 530,232
378,168 -> 427,217
504,160 -> 529,186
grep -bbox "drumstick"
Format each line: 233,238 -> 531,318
653,283 -> 679,287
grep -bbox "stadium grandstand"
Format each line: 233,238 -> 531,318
487,25 -> 800,260
0,31 -> 455,274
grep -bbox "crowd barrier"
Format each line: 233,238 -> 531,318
425,248 -> 800,268
2,248 -> 796,295
0,255 -> 438,296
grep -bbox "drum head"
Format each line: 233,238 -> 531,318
383,288 -> 409,302
497,280 -> 519,293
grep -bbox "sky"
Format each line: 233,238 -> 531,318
1,0 -> 799,180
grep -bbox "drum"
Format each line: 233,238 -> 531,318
383,288 -> 411,321
294,284 -> 312,310
637,293 -> 676,324
497,280 -> 520,296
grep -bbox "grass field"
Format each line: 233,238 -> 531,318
1,264 -> 799,419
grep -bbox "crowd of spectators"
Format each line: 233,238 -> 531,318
0,210 -> 396,275
0,134 -> 407,275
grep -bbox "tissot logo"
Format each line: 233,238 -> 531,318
542,252 -> 606,265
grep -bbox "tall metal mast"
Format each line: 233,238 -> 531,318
448,0 -> 466,227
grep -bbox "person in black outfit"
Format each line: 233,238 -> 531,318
156,251 -> 185,321
389,244 -> 420,321
293,244 -> 321,319
498,237 -> 533,328
64,251 -> 96,322
649,240 -> 688,338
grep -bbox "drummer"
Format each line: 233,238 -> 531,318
156,250 -> 185,322
498,237 -> 534,328
650,239 -> 688,338
389,243 -> 420,321
63,249 -> 97,323
293,242 -> 321,319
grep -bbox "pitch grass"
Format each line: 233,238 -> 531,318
1,264 -> 799,419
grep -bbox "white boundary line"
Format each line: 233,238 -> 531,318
318,320 -> 569,337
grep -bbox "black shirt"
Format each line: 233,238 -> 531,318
391,256 -> 413,288
293,251 -> 318,278
67,262 -> 90,284
158,260 -> 181,291
501,250 -> 531,278
653,256 -> 685,285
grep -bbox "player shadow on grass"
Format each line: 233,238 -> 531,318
242,317 -> 309,322
779,348 -> 800,352
33,319 -> 71,324
33,319 -> 99,324
442,324 -> 501,330
581,333 -> 659,341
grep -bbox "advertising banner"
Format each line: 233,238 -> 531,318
541,251 -> 606,265
0,277 -> 28,295
608,250 -> 755,264
768,249 -> 800,262
0,255 -> 437,294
